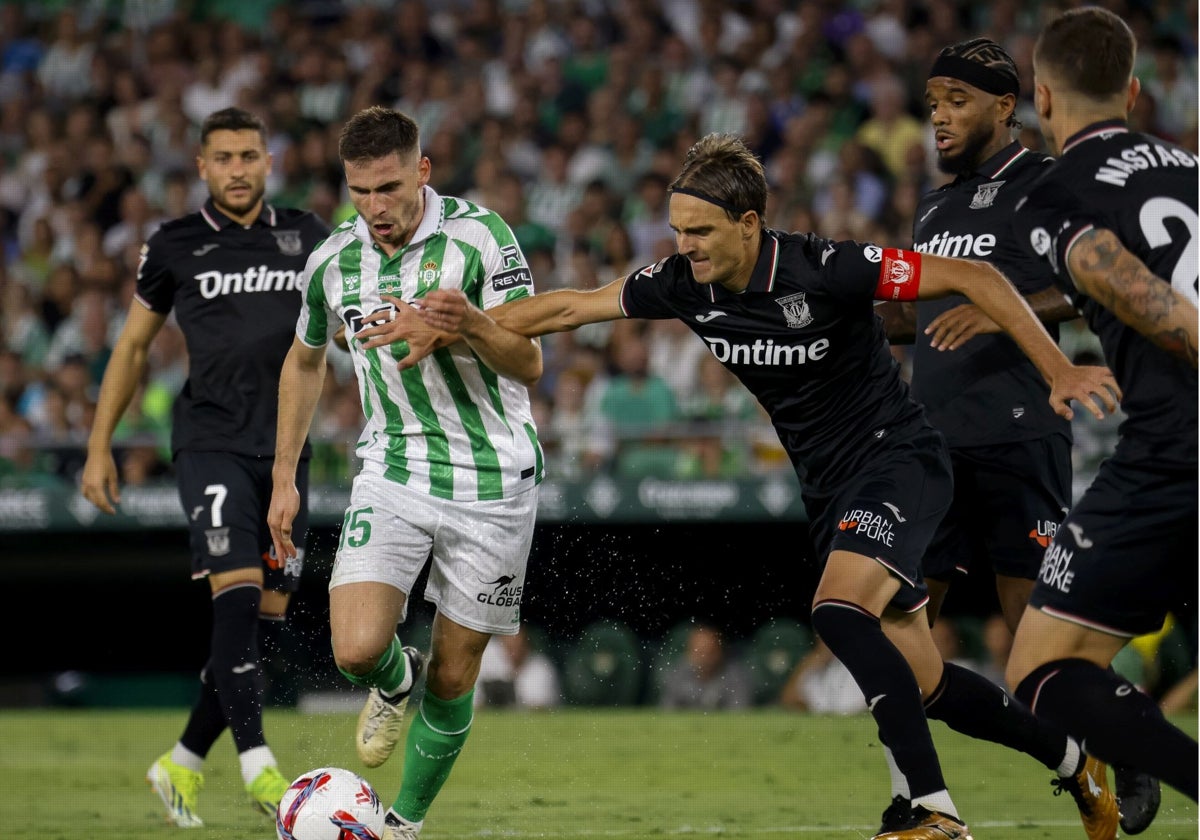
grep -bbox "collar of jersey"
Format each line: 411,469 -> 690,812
201,198 -> 276,230
954,140 -> 1030,184
351,184 -> 445,252
723,229 -> 781,297
1062,119 -> 1129,155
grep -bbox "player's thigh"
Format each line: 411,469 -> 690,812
1007,607 -> 1128,688
425,486 -> 539,636
329,581 -> 410,665
808,427 -> 953,615
920,450 -> 982,583
1025,459 -> 1197,659
816,549 -> 902,615
328,470 -> 436,634
925,438 -> 1070,584
975,437 -> 1072,581
994,575 -> 1034,633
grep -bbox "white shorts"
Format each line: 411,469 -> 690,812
329,471 -> 538,635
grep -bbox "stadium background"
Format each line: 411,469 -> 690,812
0,0 -> 1195,708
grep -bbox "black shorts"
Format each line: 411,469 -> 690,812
805,427 -> 954,613
922,436 -> 1072,581
175,451 -> 309,593
1029,456 -> 1198,638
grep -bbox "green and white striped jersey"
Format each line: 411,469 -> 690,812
296,186 -> 543,501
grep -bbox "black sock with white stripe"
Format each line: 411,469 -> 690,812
925,662 -> 1077,774
1015,658 -> 1198,801
811,600 -> 951,804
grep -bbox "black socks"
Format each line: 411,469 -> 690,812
812,600 -> 948,799
1015,658 -> 1198,801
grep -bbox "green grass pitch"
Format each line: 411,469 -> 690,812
2,707 -> 1195,838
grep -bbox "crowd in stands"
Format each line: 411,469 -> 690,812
0,0 -> 1196,490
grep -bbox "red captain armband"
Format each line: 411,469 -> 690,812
873,248 -> 922,301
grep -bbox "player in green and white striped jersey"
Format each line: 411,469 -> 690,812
268,107 -> 544,840
297,171 -> 543,501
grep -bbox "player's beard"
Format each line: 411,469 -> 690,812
217,183 -> 265,218
936,123 -> 995,176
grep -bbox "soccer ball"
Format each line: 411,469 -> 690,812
276,767 -> 386,840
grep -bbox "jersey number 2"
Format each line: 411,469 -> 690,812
1140,197 -> 1199,304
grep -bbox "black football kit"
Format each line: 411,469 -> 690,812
621,231 -> 952,611
1011,120 -> 1199,635
910,142 -> 1072,581
137,199 -> 330,584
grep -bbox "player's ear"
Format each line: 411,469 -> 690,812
740,210 -> 759,239
418,155 -> 432,187
1125,76 -> 1141,117
997,93 -> 1017,127
1034,81 -> 1051,123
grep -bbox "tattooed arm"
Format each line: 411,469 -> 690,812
1067,228 -> 1199,368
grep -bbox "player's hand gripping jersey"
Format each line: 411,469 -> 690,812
296,187 -> 543,501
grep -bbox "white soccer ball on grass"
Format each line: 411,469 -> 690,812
276,767 -> 386,840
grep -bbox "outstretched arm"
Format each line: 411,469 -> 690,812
486,278 -> 628,336
1066,228 -> 1198,368
361,278 -> 629,370
915,254 -> 1121,420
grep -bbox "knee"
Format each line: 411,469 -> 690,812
331,636 -> 386,677
260,589 -> 291,619
1004,628 -> 1048,695
811,599 -> 873,641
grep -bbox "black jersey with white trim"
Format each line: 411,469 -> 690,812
136,199 -> 330,458
1012,119 -> 1198,468
910,142 -> 1068,447
620,230 -> 929,493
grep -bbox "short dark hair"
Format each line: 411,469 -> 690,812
933,37 -> 1023,128
1034,7 -> 1135,101
200,107 -> 267,146
669,133 -> 767,223
338,106 -> 421,164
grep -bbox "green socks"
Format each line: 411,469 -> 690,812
341,639 -> 473,823
393,689 -> 474,822
338,636 -> 408,693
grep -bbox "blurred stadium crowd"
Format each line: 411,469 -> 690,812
0,0 -> 1195,492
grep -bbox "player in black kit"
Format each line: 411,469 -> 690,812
1004,6 -> 1199,816
361,133 -> 1120,840
81,108 -> 330,826
876,38 -> 1142,839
